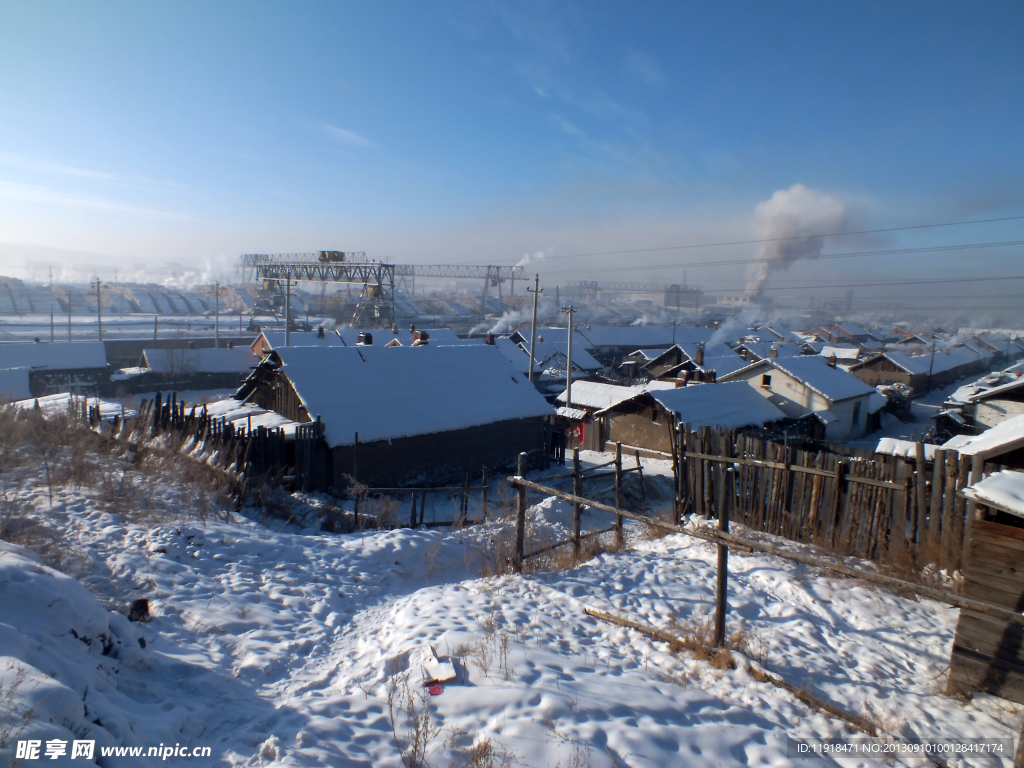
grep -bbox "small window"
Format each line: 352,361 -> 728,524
852,401 -> 862,426
761,374 -> 772,388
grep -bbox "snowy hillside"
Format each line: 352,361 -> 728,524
1,413 -> 1022,767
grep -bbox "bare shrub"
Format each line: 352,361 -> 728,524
660,614 -> 766,671
0,664 -> 38,751
387,676 -> 443,768
363,495 -> 401,529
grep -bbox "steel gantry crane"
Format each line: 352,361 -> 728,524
240,252 -> 526,327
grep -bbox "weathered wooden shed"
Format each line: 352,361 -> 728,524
949,471 -> 1024,701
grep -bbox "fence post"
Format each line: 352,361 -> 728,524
481,466 -> 488,523
673,422 -> 683,525
573,448 -> 582,557
635,450 -> 646,503
914,442 -> 928,543
614,442 -> 624,536
714,485 -> 730,647
514,452 -> 528,574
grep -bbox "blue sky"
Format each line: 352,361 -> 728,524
0,1 -> 1022,304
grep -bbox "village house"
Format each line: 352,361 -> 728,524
848,346 -> 994,394
237,344 -> 554,488
588,381 -> 789,455
0,341 -> 109,397
113,347 -> 259,393
719,355 -> 881,441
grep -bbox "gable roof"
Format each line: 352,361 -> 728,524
644,381 -> 788,429
577,324 -> 712,349
722,356 -> 875,403
272,345 -> 553,447
257,330 -> 347,350
955,413 -> 1024,459
557,381 -> 645,411
0,341 -> 107,370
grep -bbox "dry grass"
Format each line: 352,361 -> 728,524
660,613 -> 768,671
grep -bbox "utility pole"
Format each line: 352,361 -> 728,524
50,307 -> 54,342
285,277 -> 292,347
94,279 -> 102,341
214,281 -> 220,347
154,316 -> 158,341
562,305 -> 578,408
68,306 -> 72,341
927,340 -> 936,393
527,275 -> 543,383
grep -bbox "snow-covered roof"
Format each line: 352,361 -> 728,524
645,382 -> 787,430
883,347 -> 990,376
742,341 -> 804,360
868,392 -> 887,414
956,413 -> 1024,459
577,324 -> 711,349
740,356 -> 876,403
274,345 -> 553,447
195,398 -> 300,436
337,327 -> 467,347
142,347 -> 258,374
820,345 -> 862,360
941,434 -> 975,451
14,393 -> 135,421
557,381 -> 645,411
832,322 -> 873,339
875,438 -> 938,461
530,339 -> 601,370
963,470 -> 1024,518
258,330 -> 347,349
0,341 -> 107,370
0,367 -> 31,401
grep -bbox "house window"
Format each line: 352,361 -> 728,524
761,374 -> 772,388
852,401 -> 862,426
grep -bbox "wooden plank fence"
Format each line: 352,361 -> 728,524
672,425 -> 973,572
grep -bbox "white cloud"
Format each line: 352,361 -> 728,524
323,124 -> 379,149
0,180 -> 189,218
624,52 -> 665,87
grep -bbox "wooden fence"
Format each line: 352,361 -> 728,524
671,425 -> 974,571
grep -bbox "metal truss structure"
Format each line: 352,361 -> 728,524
241,252 -> 527,326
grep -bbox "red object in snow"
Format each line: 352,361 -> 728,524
428,683 -> 443,696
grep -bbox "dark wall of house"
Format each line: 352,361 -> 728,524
330,418 -> 548,488
30,369 -> 111,398
988,447 -> 1024,472
607,407 -> 673,453
103,336 -> 256,368
108,371 -> 250,396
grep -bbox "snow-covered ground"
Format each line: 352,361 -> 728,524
2,440 -> 1022,767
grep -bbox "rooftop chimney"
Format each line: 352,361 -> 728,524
317,327 -> 325,338
357,332 -> 373,346
409,324 -> 416,333
827,353 -> 837,368
412,330 -> 429,346
485,333 -> 496,345
695,342 -> 704,367
768,344 -> 778,359
392,323 -> 399,335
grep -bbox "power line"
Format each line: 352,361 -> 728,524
540,239 -> 1024,276
693,274 -> 1024,294
493,214 -> 1024,264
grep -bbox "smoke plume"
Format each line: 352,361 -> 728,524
746,184 -> 846,294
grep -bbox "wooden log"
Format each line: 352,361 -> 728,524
573,448 -> 583,556
926,450 -> 946,561
585,607 -> 881,736
714,475 -> 730,647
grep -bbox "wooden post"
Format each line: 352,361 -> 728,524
635,450 -> 646,503
353,432 -> 360,527
927,449 -> 946,558
674,422 -> 684,524
913,442 -> 928,545
614,442 -> 623,536
481,466 -> 488,523
714,482 -> 730,647
410,493 -> 417,528
513,452 -> 528,573
968,454 -> 985,520
573,448 -> 582,557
